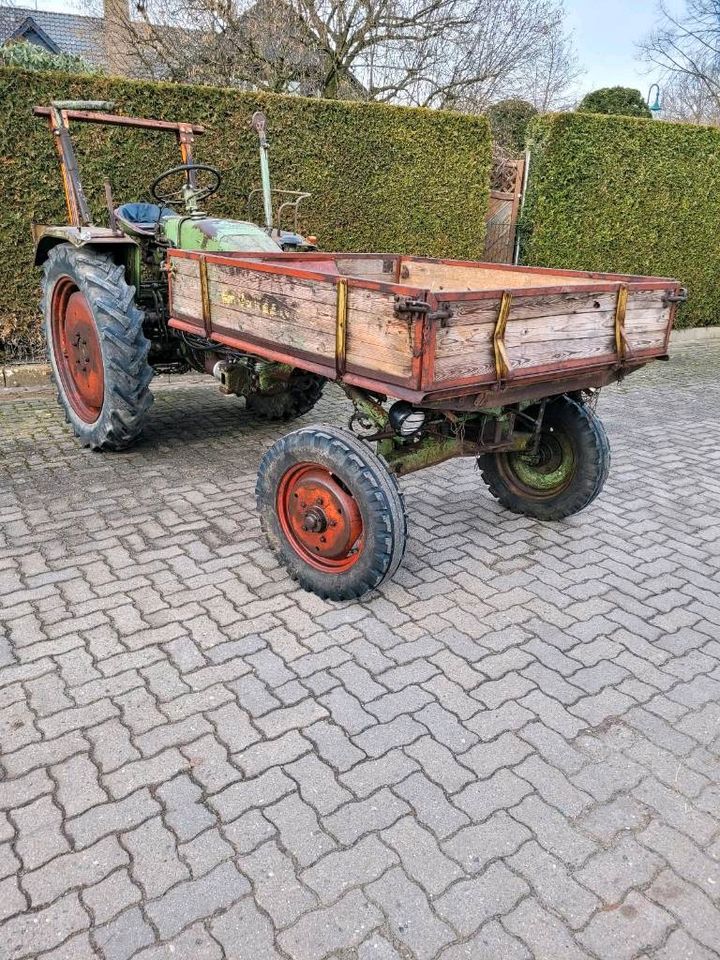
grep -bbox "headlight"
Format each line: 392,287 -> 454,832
389,401 -> 426,437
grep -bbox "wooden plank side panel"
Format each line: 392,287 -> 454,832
433,292 -> 497,383
431,288 -> 672,386
334,256 -> 399,282
434,342 -> 496,383
346,286 -> 414,380
625,290 -> 671,354
402,259 -> 606,292
434,335 -> 621,384
167,253 -> 673,393
443,289 -> 663,325
208,261 -> 338,307
208,263 -> 336,360
168,257 -> 204,330
169,256 -> 337,361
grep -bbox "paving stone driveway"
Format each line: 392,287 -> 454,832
1,340 -> 719,960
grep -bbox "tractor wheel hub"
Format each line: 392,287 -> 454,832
50,278 -> 104,423
302,506 -> 328,534
278,465 -> 363,567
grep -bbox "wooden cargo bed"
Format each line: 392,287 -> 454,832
167,251 -> 682,405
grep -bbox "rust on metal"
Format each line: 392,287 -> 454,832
35,103 -> 205,231
177,123 -> 196,184
33,106 -> 205,134
49,277 -> 104,423
493,291 -> 513,382
104,179 -> 119,233
276,464 -> 364,572
46,104 -> 91,227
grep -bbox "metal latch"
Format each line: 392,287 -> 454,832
662,288 -> 688,306
393,296 -> 452,323
394,296 -> 429,316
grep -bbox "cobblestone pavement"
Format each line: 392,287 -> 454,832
1,341 -> 719,960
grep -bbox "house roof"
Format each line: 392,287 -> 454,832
0,2 -> 366,94
0,6 -> 106,66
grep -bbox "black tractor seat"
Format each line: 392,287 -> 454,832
114,202 -> 175,236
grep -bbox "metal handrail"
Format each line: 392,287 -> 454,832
247,188 -> 312,234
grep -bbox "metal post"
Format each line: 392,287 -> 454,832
513,148 -> 531,266
251,112 -> 274,232
48,103 -> 93,227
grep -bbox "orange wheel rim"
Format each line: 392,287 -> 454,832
277,463 -> 364,572
50,276 -> 104,423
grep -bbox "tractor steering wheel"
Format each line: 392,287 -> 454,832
150,163 -> 222,207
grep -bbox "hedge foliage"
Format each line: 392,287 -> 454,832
522,112 -> 720,327
486,99 -> 538,153
0,66 -> 492,348
577,87 -> 652,119
0,41 -> 101,75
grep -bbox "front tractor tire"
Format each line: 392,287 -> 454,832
478,395 -> 611,520
41,245 -> 153,451
256,426 -> 407,601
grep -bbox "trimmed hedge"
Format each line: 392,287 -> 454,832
0,66 -> 492,349
522,112 -> 720,328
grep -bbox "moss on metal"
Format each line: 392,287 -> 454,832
521,112 -> 720,328
0,66 -> 492,351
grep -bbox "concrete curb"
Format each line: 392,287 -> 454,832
1,326 -> 718,389
671,326 -> 720,343
2,364 -> 52,388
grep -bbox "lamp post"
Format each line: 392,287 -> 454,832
647,83 -> 662,117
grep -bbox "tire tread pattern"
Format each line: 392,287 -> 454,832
41,246 -> 153,451
246,370 -> 325,422
479,395 -> 611,520
256,425 -> 407,600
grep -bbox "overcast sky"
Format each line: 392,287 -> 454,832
11,0 -> 674,99
568,0 -> 670,97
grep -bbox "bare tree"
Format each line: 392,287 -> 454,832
641,0 -> 720,118
660,70 -> 720,123
100,0 -> 579,110
520,15 -> 582,111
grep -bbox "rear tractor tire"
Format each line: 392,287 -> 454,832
478,395 -> 611,520
246,366 -> 325,422
41,245 -> 153,451
256,425 -> 407,601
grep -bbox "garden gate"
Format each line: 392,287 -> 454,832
483,148 -> 526,264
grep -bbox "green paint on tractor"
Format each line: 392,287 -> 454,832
162,217 -> 281,253
381,434 -> 469,476
508,433 -> 575,492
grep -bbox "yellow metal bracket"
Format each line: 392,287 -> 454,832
493,291 -> 513,382
336,278 -> 348,377
199,257 -> 212,336
614,284 -> 629,362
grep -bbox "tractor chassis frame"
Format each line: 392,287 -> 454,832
341,384 -> 539,477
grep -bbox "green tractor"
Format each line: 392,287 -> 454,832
33,100 -> 323,449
